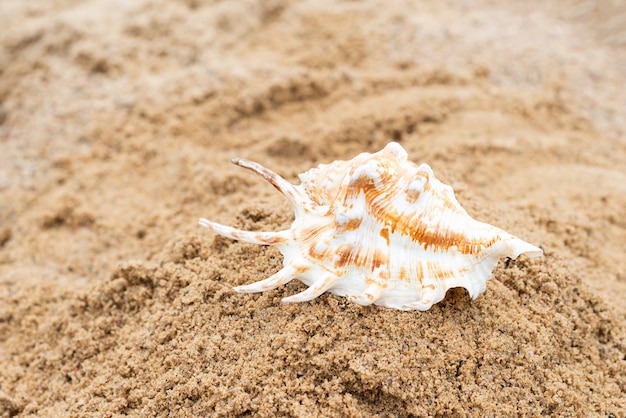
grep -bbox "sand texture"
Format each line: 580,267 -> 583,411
1,0 -> 625,416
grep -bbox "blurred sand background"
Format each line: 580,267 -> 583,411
0,0 -> 625,416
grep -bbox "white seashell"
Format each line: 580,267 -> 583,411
199,142 -> 543,311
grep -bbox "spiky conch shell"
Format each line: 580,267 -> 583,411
199,142 -> 543,311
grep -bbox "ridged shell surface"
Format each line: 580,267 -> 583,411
200,142 -> 542,310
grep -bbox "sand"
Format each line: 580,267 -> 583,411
0,0 -> 625,416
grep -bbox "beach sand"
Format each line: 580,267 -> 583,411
0,0 -> 625,416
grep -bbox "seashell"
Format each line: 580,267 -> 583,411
199,142 -> 543,311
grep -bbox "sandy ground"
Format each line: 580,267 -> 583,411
0,0 -> 625,416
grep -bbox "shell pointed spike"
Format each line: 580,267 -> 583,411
402,300 -> 438,312
231,158 -> 314,219
381,141 -> 408,160
349,282 -> 387,306
198,218 -> 287,245
506,237 -> 543,259
234,266 -> 297,293
282,274 -> 339,303
402,287 -> 445,311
